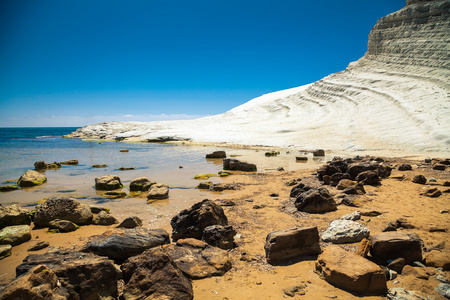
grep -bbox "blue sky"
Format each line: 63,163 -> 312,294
0,0 -> 405,127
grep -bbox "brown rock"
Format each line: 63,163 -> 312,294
17,170 -> 47,187
0,204 -> 31,229
95,175 -> 123,190
48,219 -> 78,232
294,188 -> 337,213
425,250 -> 450,270
401,265 -> 435,280
0,265 -> 58,300
356,238 -> 371,258
206,151 -> 226,158
121,247 -> 193,300
388,258 -> 405,274
315,245 -> 387,294
412,175 -> 427,184
265,226 -> 321,264
336,179 -> 357,190
421,187 -> 442,197
370,232 -> 422,264
355,171 -> 380,185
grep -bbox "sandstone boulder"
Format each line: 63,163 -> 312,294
0,204 -> 31,229
265,226 -> 321,264
118,216 -> 143,228
147,183 -> 169,200
162,238 -> 232,279
294,188 -> 337,213
33,196 -> 93,228
370,232 -> 422,264
0,225 -> 31,246
48,219 -> 78,232
121,247 -> 193,300
92,211 -> 118,226
425,250 -> 450,270
129,177 -> 154,192
16,251 -> 120,299
0,265 -> 58,300
171,199 -> 228,241
321,220 -> 370,244
202,225 -> 236,250
223,158 -> 257,172
81,228 -> 170,260
17,170 -> 47,187
206,151 -> 226,158
94,175 -> 123,190
315,245 -> 387,294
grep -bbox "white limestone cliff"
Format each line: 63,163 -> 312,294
67,0 -> 450,154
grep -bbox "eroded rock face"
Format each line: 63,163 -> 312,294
0,204 -> 31,229
370,232 -> 422,264
94,175 -> 123,190
16,251 -> 120,299
162,238 -> 232,279
316,245 -> 387,294
17,170 -> 47,187
33,196 -> 93,228
121,247 -> 193,300
81,228 -> 170,260
294,188 -> 337,213
265,227 -> 321,264
171,199 -> 228,241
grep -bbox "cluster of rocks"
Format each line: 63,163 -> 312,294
0,199 -> 235,299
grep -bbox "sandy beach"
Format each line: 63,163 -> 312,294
1,150 -> 449,299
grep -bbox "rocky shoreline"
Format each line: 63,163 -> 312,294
0,152 -> 449,299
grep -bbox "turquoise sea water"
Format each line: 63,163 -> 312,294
0,127 -> 327,227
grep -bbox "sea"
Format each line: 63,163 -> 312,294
0,127 -> 327,227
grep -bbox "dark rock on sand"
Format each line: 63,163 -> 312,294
412,174 -> 427,184
331,173 -> 352,186
27,241 -> 50,252
17,170 -> 47,187
16,251 -> 120,299
316,245 -> 387,294
398,164 -> 412,171
121,247 -> 193,300
81,228 -> 170,260
294,188 -> 337,213
433,164 -> 446,171
147,183 -> 169,200
223,158 -> 257,172
0,204 -> 31,229
49,219 -> 79,232
388,258 -> 406,274
370,232 -> 422,264
197,181 -> 213,189
313,149 -> 325,156
129,177 -> 154,191
93,211 -> 118,225
421,186 -> 442,197
356,171 -> 380,185
118,216 -> 143,228
202,225 -> 236,250
206,151 -> 226,159
289,182 -> 314,198
95,175 -> 123,190
161,238 -> 232,279
264,226 -> 321,264
33,196 -> 93,228
0,225 -> 31,246
171,199 -> 228,242
0,265 -> 59,300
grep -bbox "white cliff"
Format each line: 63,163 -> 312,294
67,0 -> 450,154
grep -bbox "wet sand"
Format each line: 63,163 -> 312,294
1,152 -> 449,299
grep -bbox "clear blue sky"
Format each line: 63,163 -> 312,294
0,0 -> 405,127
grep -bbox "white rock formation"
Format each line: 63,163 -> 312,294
68,0 -> 450,154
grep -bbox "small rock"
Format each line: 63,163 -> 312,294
129,177 -> 154,191
361,210 -> 383,217
92,164 -> 107,168
93,211 -> 118,226
118,216 -> 143,228
120,149 -> 129,152
321,220 -> 370,244
253,205 -> 265,209
356,238 -> 371,258
0,244 -> 12,259
294,187 -> 337,213
398,164 -> 412,171
277,167 -> 285,171
197,181 -> 213,189
0,185 -> 20,192
433,164 -> 446,171
283,285 -> 306,297
27,241 -> 50,251
296,156 -> 308,161
270,193 -> 279,197
102,191 -> 127,199
60,159 -> 78,165
223,158 -> 257,172
421,187 -> 442,197
95,175 -> 123,190
206,151 -> 226,159
340,211 -> 361,221
429,177 -> 437,182
34,196 -> 93,227
147,183 -> 169,200
218,200 -> 236,207
17,170 -> 47,187
388,258 -> 406,274
49,219 -> 79,232
412,175 -> 427,184
313,149 -> 325,157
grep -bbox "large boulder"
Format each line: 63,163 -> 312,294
0,225 -> 31,246
0,204 -> 31,229
370,232 -> 422,264
17,170 -> 47,187
264,226 -> 321,264
121,247 -> 193,300
81,228 -> 170,260
315,245 -> 387,294
161,238 -> 232,279
0,265 -> 58,300
171,199 -> 228,241
147,183 -> 169,200
33,196 -> 93,228
16,251 -> 120,299
223,158 -> 257,172
321,220 -> 370,244
294,188 -> 337,213
129,177 -> 154,192
202,225 -> 236,250
94,175 -> 123,190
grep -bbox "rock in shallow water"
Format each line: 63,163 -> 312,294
17,170 -> 47,187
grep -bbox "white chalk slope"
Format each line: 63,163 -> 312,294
69,0 -> 450,153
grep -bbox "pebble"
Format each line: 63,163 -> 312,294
429,177 -> 437,182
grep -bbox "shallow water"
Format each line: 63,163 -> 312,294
0,127 -> 329,227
